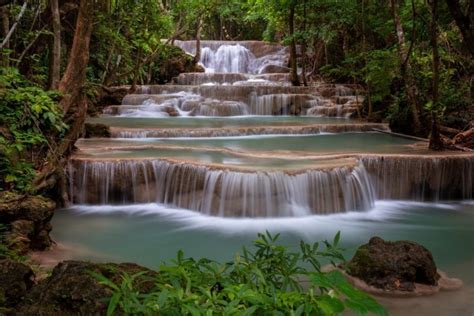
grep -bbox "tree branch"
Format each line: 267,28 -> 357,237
0,1 -> 27,50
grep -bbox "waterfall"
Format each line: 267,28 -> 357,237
68,159 -> 375,217
202,44 -> 254,73
250,94 -> 313,115
174,40 -> 288,74
110,123 -> 390,138
361,155 -> 474,200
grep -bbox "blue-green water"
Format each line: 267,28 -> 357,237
52,201 -> 474,285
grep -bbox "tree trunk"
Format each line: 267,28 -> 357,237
0,5 -> 9,67
0,1 -> 27,50
34,0 -> 94,199
301,0 -> 307,86
445,0 -> 474,56
428,0 -> 443,150
48,0 -> 61,90
389,0 -> 422,135
288,1 -> 300,86
58,0 -> 93,115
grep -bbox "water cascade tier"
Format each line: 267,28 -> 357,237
68,158 -> 375,217
362,155 -> 474,200
71,40 -> 474,218
111,83 -> 362,118
68,152 -> 474,217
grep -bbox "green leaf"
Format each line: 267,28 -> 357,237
107,292 -> 121,316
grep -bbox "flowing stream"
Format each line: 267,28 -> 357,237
56,41 -> 474,315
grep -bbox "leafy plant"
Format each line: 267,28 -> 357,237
94,232 -> 387,315
0,67 -> 66,192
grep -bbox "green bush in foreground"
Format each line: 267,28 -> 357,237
94,232 -> 387,315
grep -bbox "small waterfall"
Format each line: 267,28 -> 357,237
176,73 -> 249,85
361,156 -> 474,200
250,94 -> 312,115
206,44 -> 254,73
110,123 -> 390,138
184,100 -> 249,116
118,92 -> 251,117
174,40 -> 288,74
69,159 -> 375,217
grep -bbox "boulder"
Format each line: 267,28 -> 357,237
346,236 -> 439,292
259,64 -> 290,74
16,260 -> 158,315
0,259 -> 34,309
0,193 -> 55,254
152,45 -> 204,84
85,123 -> 111,138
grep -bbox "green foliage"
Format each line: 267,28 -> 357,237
90,0 -> 173,85
0,68 -> 66,192
94,232 -> 387,315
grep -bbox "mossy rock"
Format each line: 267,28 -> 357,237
151,45 -> 203,84
346,236 -> 439,292
85,123 -> 111,138
0,259 -> 34,310
16,260 -> 158,315
0,193 -> 55,254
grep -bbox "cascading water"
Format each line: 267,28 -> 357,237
361,155 -> 474,201
201,45 -> 253,73
68,159 -> 375,217
174,40 -> 289,74
71,40 -> 474,219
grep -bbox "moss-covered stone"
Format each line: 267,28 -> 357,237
0,193 -> 55,254
346,236 -> 440,292
16,260 -> 157,315
85,123 -> 111,138
152,45 -> 204,84
0,259 -> 34,310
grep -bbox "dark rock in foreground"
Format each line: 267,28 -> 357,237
0,259 -> 34,309
0,193 -> 56,254
16,260 -> 157,315
346,236 -> 440,292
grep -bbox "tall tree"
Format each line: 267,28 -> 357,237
445,0 -> 473,56
389,0 -> 422,135
0,4 -> 8,66
34,0 -> 95,199
49,0 -> 61,89
288,0 -> 300,86
428,0 -> 443,150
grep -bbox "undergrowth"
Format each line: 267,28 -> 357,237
93,232 -> 387,315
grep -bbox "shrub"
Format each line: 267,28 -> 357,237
0,67 -> 66,192
94,232 -> 387,315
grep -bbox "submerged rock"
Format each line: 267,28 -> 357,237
0,193 -> 55,254
346,236 -> 440,292
16,260 -> 157,315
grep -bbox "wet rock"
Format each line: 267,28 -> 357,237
152,45 -> 203,84
17,260 -> 157,315
0,259 -> 34,309
346,237 -> 440,292
162,105 -> 180,117
0,193 -> 55,254
319,87 -> 337,98
259,64 -> 290,74
85,123 -> 111,138
88,86 -> 128,116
